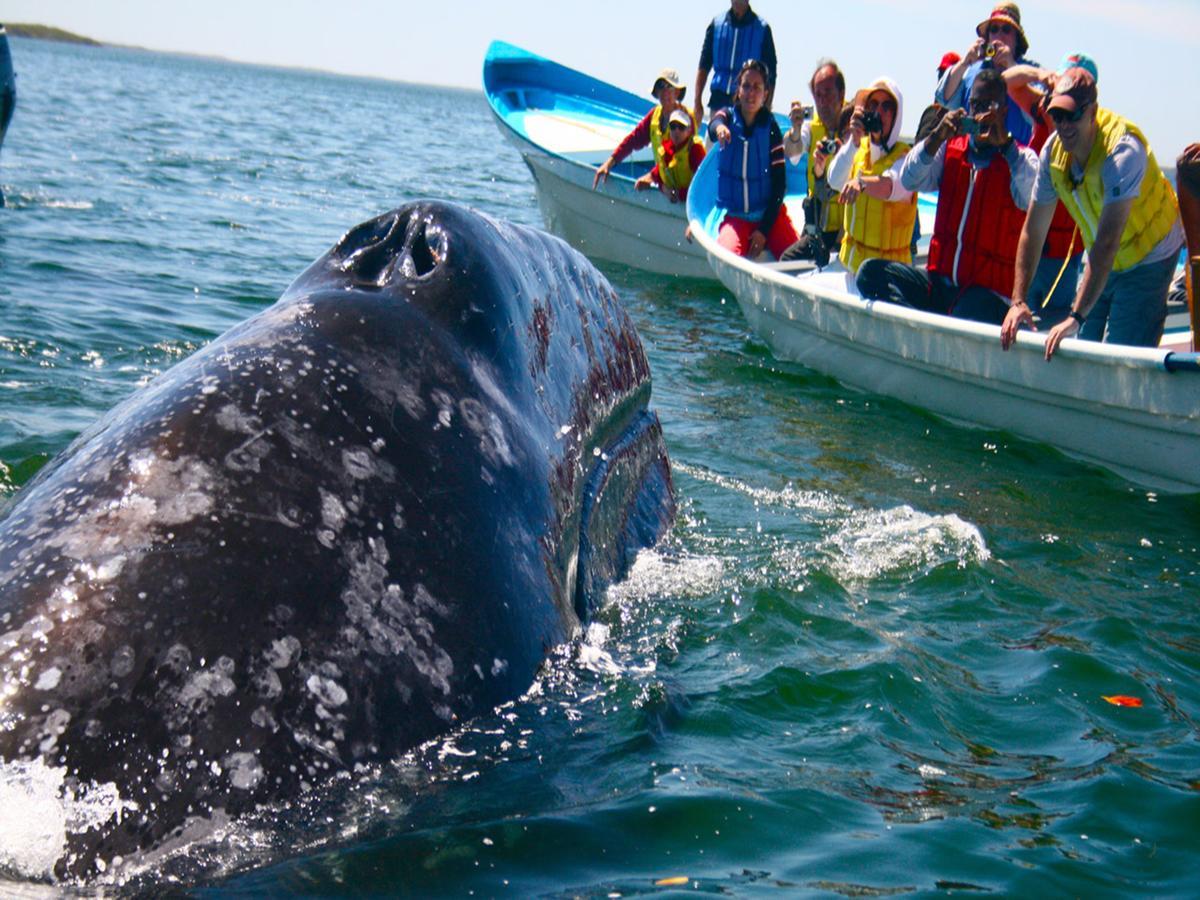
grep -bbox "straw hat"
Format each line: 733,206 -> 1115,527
976,3 -> 1029,58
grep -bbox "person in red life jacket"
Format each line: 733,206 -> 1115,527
693,0 -> 777,133
856,68 -> 1038,322
708,58 -> 800,260
593,68 -> 693,190
634,108 -> 706,202
1000,67 -> 1184,360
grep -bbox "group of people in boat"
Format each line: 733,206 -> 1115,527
591,0 -> 1200,362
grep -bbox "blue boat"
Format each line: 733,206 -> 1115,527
483,40 -> 790,279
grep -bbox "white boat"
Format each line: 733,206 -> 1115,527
484,40 -> 732,279
686,150 -> 1200,492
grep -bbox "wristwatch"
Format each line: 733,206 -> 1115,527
1068,310 -> 1086,325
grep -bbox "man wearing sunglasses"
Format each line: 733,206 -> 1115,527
1000,67 -> 1184,360
856,68 -> 1038,322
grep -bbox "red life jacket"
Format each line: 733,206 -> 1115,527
927,135 -> 1026,297
1030,117 -> 1081,259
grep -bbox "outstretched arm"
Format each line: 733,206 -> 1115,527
1000,200 -> 1056,349
1041,198 -> 1133,360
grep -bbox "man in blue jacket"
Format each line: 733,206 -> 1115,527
692,1 -> 776,130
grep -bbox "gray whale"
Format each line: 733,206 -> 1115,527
0,201 -> 674,880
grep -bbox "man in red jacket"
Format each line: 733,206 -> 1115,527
856,68 -> 1037,323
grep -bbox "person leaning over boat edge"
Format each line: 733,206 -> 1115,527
634,108 -> 706,203
692,0 -> 776,135
779,59 -> 849,265
999,67 -> 1184,360
826,77 -> 917,275
856,68 -> 1038,322
708,59 -> 800,260
592,68 -> 693,190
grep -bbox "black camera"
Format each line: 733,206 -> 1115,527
861,110 -> 883,134
817,137 -> 838,155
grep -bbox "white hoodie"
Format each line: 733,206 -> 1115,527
827,76 -> 913,202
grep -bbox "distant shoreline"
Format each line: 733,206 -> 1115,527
0,21 -> 480,96
4,23 -> 101,46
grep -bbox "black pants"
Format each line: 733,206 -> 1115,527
855,259 -> 1010,324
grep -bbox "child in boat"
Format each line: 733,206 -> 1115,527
635,108 -> 706,203
708,59 -> 800,259
592,68 -> 695,191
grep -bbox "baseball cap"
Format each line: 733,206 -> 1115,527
1057,52 -> 1098,81
668,108 -> 692,128
1047,67 -> 1097,114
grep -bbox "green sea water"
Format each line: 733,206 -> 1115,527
1,36 -> 1198,897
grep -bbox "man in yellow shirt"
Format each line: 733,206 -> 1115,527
1000,68 -> 1183,360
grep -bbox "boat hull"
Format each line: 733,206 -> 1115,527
687,155 -> 1200,492
518,141 -> 710,278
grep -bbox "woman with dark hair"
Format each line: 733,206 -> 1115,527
707,59 -> 799,259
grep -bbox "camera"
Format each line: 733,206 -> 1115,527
817,137 -> 838,155
959,116 -> 981,136
861,110 -> 883,134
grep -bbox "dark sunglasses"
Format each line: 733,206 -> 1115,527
988,22 -> 1014,34
1048,103 -> 1090,125
865,99 -> 897,114
668,122 -> 689,131
968,98 -> 1001,115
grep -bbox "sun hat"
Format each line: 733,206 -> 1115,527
976,3 -> 1029,58
1046,67 -> 1097,115
651,68 -> 686,100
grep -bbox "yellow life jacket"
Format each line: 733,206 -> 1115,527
807,115 -> 845,235
649,106 -> 699,191
838,138 -> 917,275
1048,108 -> 1179,272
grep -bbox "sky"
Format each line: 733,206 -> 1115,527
4,0 -> 1197,159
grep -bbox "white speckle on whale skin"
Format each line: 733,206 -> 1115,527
317,491 -> 347,549
34,667 -> 62,691
38,709 -> 71,753
224,752 -> 264,790
306,674 -> 348,708
265,636 -> 301,669
215,403 -> 263,435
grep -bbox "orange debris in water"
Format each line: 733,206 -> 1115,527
1102,695 -> 1144,707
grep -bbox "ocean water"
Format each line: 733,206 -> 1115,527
1,36 -> 1198,897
